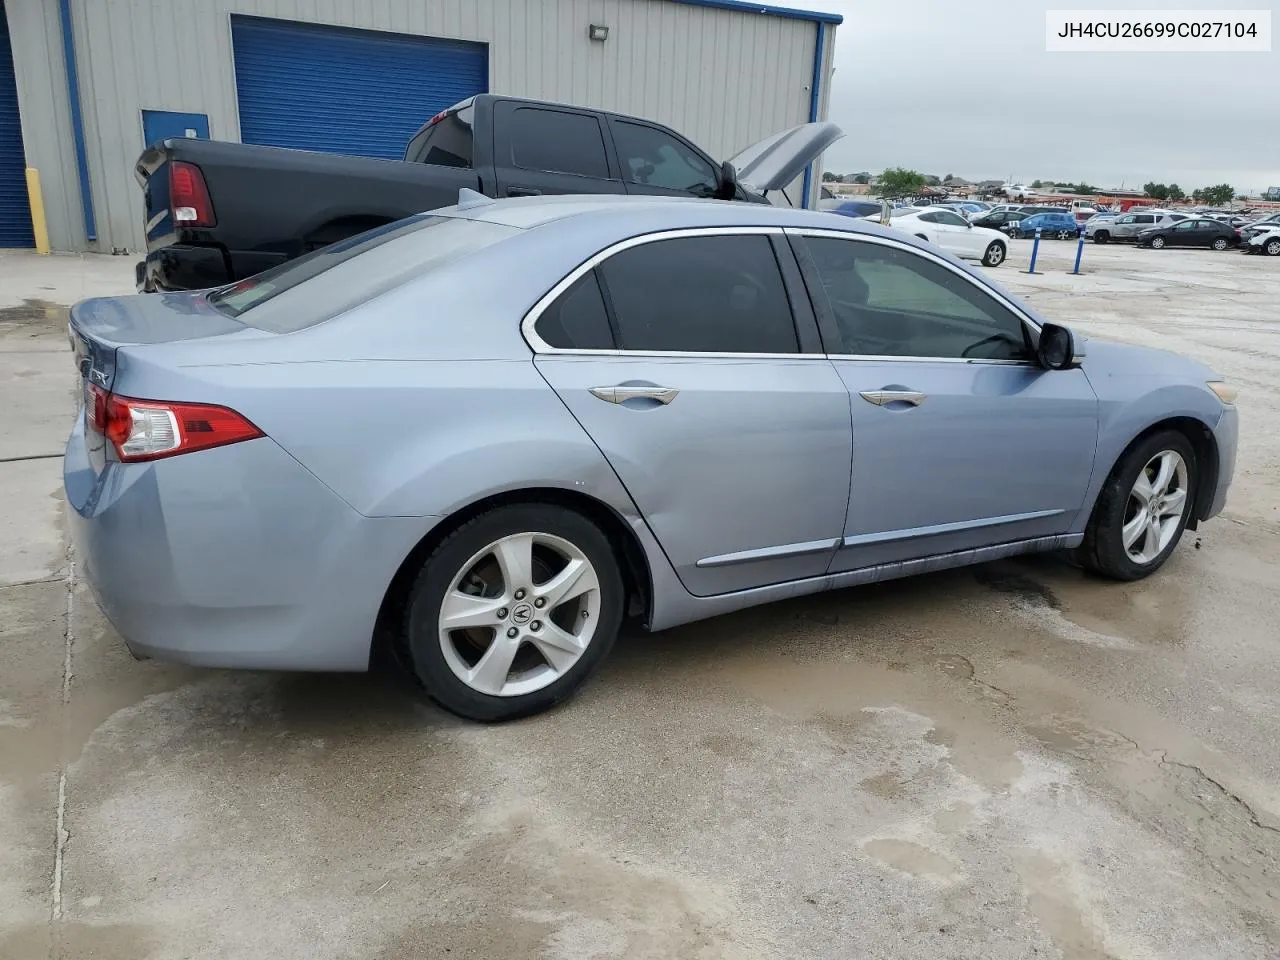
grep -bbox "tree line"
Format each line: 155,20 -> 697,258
823,168 -> 1240,205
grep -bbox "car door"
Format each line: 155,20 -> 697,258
530,228 -> 853,597
913,211 -> 946,245
605,119 -> 721,199
1168,219 -> 1202,246
788,229 -> 1100,572
490,101 -> 627,198
932,209 -> 983,255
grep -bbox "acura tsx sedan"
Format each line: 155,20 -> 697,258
65,192 -> 1239,722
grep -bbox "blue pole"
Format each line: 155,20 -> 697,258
1026,229 -> 1042,274
1071,229 -> 1086,274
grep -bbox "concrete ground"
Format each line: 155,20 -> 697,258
1,241 -> 1278,960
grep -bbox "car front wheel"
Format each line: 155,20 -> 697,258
402,504 -> 625,721
1265,238 -> 1280,256
1093,231 -> 1109,243
1150,236 -> 1166,249
982,241 -> 1006,267
1076,430 -> 1197,581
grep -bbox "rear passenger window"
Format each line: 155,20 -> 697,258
509,108 -> 609,178
598,235 -> 799,354
535,271 -> 614,350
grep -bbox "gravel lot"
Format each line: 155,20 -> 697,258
2,240 -> 1278,960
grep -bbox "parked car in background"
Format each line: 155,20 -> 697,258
938,201 -> 988,217
1244,224 -> 1280,256
1086,210 -> 1187,243
1012,212 -> 1081,240
1137,217 -> 1241,250
972,209 -> 1029,233
862,206 -> 1008,266
134,93 -> 842,292
824,199 -> 883,219
65,193 -> 1238,721
1240,212 -> 1280,244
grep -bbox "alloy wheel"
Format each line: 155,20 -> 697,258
1122,450 -> 1189,565
438,532 -> 601,697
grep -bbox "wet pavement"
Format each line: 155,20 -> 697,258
1,245 -> 1278,959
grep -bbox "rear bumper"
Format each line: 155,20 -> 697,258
64,412 -> 436,671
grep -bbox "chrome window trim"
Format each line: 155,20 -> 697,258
784,227 -> 1042,331
522,224 -> 1046,365
521,226 -> 819,358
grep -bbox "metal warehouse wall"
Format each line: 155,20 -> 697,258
6,0 -> 83,252
10,0 -> 830,253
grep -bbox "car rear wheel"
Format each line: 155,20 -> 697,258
982,241 -> 1006,267
1211,237 -> 1229,250
1056,230 -> 1074,240
1150,236 -> 1166,249
1265,238 -> 1280,256
1093,231 -> 1110,243
1075,430 -> 1197,581
402,504 -> 624,721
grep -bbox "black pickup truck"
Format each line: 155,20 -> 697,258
134,93 -> 841,292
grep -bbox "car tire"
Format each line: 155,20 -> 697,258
1265,238 -> 1280,256
1075,429 -> 1198,582
401,503 -> 625,722
1150,236 -> 1166,249
1211,237 -> 1229,251
1093,231 -> 1109,244
982,241 -> 1006,267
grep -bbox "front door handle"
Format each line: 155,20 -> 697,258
507,186 -> 542,197
859,389 -> 926,407
590,385 -> 680,405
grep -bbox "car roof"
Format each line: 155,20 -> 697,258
431,192 -> 901,235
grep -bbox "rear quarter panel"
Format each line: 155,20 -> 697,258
111,230 -> 649,525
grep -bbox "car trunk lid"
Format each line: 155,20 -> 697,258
726,121 -> 845,194
69,293 -> 248,474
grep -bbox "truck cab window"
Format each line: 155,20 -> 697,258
405,105 -> 475,168
612,121 -> 717,196
509,107 -> 610,178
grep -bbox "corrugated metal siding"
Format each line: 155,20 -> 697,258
0,2 -> 34,246
57,0 -> 823,252
231,16 -> 487,158
5,0 -> 80,251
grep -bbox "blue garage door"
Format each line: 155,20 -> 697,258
0,3 -> 33,247
231,16 -> 487,160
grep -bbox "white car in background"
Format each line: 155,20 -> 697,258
1245,224 -> 1280,256
862,206 -> 1009,267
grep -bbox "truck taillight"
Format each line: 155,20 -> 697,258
87,384 -> 262,462
170,161 -> 216,227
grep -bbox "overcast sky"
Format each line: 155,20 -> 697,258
799,0 -> 1279,194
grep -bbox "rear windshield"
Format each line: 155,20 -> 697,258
207,215 -> 518,332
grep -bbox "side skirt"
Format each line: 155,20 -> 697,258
645,532 -> 1083,632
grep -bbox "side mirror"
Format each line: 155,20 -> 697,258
1037,323 -> 1082,370
715,161 -> 738,201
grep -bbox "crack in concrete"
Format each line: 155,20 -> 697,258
0,453 -> 65,464
1157,751 -> 1280,837
48,544 -> 75,959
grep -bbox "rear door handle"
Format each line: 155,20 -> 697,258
859,390 -> 926,407
507,187 -> 542,197
590,385 -> 680,405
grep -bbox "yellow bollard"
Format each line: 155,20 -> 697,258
25,167 -> 51,254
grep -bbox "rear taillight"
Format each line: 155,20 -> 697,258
87,384 -> 261,462
169,161 -> 216,227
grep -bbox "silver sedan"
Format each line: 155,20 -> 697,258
65,194 -> 1239,721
